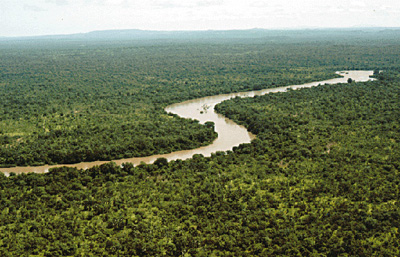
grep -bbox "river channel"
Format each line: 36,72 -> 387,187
1,70 -> 374,175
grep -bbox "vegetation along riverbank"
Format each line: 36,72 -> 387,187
0,29 -> 399,255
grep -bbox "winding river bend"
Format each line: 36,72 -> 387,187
1,71 -> 374,175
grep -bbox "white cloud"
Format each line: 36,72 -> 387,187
24,4 -> 46,12
45,0 -> 69,6
351,1 -> 367,7
1,0 -> 400,37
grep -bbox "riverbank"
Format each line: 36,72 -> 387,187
1,70 -> 374,175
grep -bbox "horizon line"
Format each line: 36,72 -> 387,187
2,26 -> 400,39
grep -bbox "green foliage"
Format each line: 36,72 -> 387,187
0,43 -> 235,166
1,30 -> 400,255
1,77 -> 399,256
214,70 -> 400,255
4,29 -> 400,166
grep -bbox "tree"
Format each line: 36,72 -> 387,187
204,121 -> 215,130
154,157 -> 169,167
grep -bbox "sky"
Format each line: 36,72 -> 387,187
1,0 -> 400,37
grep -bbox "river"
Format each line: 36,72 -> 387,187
1,70 -> 374,175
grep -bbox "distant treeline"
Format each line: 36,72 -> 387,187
1,27 -> 400,42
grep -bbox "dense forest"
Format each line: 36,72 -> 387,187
1,29 -> 400,167
0,38 -> 339,167
1,29 -> 400,255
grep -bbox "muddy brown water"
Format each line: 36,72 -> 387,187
1,71 -> 374,175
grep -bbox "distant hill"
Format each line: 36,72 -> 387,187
1,27 -> 400,43
0,29 -> 287,41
